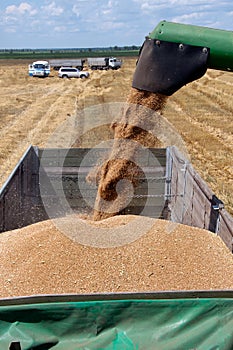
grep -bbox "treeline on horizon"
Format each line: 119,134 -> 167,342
0,46 -> 140,59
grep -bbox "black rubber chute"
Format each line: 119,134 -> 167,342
132,38 -> 210,96
9,342 -> 21,350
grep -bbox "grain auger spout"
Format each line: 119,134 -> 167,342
93,21 -> 233,221
132,20 -> 233,96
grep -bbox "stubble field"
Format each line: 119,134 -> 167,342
0,58 -> 232,215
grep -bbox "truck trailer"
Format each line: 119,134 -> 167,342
2,20 -> 233,349
49,58 -> 85,71
87,57 -> 122,70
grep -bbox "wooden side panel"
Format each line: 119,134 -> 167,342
168,146 -> 233,251
219,210 -> 233,252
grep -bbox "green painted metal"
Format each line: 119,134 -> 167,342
149,20 -> 233,72
1,292 -> 233,349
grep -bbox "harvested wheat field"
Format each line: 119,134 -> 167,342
0,58 -> 232,214
0,215 -> 233,298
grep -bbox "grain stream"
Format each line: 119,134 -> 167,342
93,88 -> 168,220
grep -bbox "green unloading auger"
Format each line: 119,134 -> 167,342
132,20 -> 233,95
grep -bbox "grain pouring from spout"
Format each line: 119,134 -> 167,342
93,20 -> 233,221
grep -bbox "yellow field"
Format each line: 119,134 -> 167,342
0,58 -> 232,214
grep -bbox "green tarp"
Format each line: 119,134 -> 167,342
0,292 -> 233,349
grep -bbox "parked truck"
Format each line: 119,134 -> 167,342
49,58 -> 85,71
28,60 -> 50,77
87,57 -> 122,70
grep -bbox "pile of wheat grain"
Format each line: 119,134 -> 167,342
0,215 -> 232,298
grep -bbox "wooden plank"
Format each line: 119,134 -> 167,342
39,148 -> 167,168
192,170 -> 213,199
190,181 -> 209,229
42,166 -> 166,178
180,167 -> 194,226
39,148 -> 110,168
218,210 -> 233,251
169,163 -> 185,223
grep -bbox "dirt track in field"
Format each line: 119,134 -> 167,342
0,58 -> 232,214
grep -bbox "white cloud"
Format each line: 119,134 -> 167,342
100,21 -> 125,30
54,25 -> 66,32
72,5 -> 80,17
5,2 -> 37,16
165,0 -> 217,4
69,27 -> 80,33
134,0 -> 219,12
42,2 -> 64,16
135,0 -> 166,10
102,9 -> 111,15
4,26 -> 17,33
172,12 -> 205,23
0,0 -> 232,48
106,0 -> 119,8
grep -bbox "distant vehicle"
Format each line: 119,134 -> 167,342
28,61 -> 50,77
87,57 -> 122,70
58,67 -> 89,79
49,59 -> 85,71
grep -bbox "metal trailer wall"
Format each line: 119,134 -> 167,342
38,147 -> 168,219
0,146 -> 48,232
0,145 -> 232,252
166,146 -> 233,251
0,147 -> 168,233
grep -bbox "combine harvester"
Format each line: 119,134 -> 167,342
1,21 -> 233,349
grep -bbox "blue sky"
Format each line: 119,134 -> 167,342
0,0 -> 232,49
